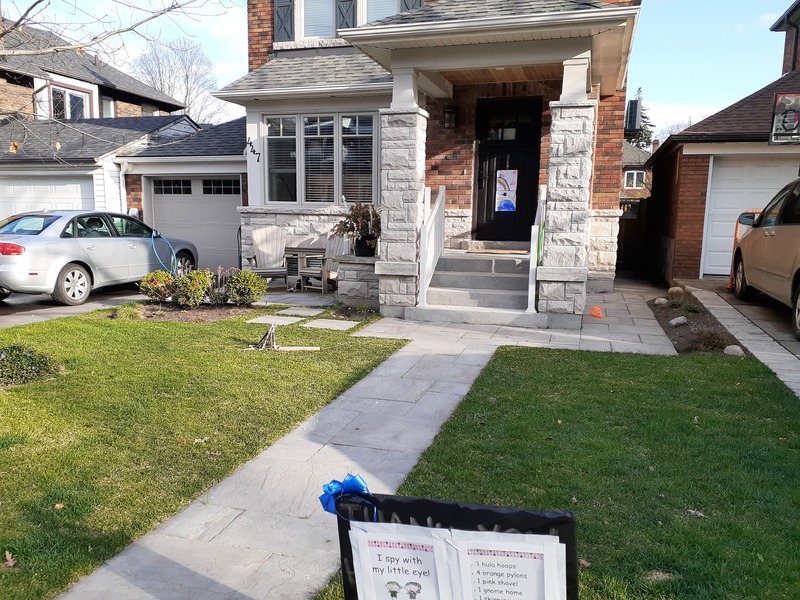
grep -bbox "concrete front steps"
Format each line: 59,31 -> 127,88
404,250 -> 582,330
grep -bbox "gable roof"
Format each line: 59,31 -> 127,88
0,116 -> 197,164
366,0 -> 620,26
0,19 -> 184,111
217,48 -> 392,99
122,117 -> 246,158
622,141 -> 649,166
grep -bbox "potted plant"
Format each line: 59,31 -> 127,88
332,201 -> 381,257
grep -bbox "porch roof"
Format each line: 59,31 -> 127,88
215,49 -> 392,102
342,0 -> 640,96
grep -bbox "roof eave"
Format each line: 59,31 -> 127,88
214,82 -> 393,103
771,1 -> 800,31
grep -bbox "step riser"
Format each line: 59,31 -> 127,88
405,306 -> 582,330
436,256 -> 529,275
429,272 -> 529,291
426,288 -> 528,310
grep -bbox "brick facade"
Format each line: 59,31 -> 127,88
115,101 -> 144,118
0,74 -> 34,118
781,25 -> 799,74
125,174 -> 144,219
248,0 -> 274,72
647,147 -> 710,281
591,89 -> 626,210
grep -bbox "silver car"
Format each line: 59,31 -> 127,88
0,210 -> 198,305
733,177 -> 800,339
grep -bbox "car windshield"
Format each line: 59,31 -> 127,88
0,214 -> 60,235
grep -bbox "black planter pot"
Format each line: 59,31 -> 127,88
354,235 -> 377,257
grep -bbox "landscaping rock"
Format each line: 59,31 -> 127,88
724,345 -> 746,357
667,286 -> 685,297
654,297 -> 669,306
669,316 -> 689,327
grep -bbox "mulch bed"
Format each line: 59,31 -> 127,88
120,304 -> 258,323
647,290 -> 744,355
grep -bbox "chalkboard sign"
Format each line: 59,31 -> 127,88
335,494 -> 577,600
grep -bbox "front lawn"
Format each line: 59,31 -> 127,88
0,307 -> 404,600
319,348 -> 800,600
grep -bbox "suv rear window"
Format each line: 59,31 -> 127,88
0,215 -> 60,235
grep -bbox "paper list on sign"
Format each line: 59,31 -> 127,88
468,548 -> 544,600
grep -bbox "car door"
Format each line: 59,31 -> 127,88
75,215 -> 130,285
744,184 -> 792,290
762,185 -> 800,303
108,215 -> 160,279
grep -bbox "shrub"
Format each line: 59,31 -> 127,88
172,269 -> 215,308
208,267 -> 235,306
225,269 -> 267,305
0,345 -> 58,386
139,270 -> 175,302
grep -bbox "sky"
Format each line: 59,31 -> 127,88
1,0 -> 796,130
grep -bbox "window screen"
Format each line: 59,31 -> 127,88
341,115 -> 374,203
304,116 -> 335,202
267,117 -> 298,202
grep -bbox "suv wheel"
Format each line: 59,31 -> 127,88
793,284 -> 800,341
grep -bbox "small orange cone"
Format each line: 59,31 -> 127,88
589,305 -> 603,319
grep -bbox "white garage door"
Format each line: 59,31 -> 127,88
703,156 -> 800,276
0,176 -> 94,219
152,177 -> 242,270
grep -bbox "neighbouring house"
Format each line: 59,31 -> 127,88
617,140 -> 650,266
645,1 -> 800,283
0,18 -> 183,121
216,0 -> 640,326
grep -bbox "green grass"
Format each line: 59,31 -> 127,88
0,306 -> 404,600
318,348 -> 800,600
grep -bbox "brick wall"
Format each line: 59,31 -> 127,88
116,101 -> 144,118
125,175 -> 144,219
248,0 -> 274,72
647,146 -> 710,280
241,173 -> 249,206
591,90 -> 626,210
0,73 -> 34,118
781,26 -> 799,74
425,81 -> 560,213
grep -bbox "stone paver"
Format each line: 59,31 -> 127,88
276,307 -> 326,317
56,276 -> 798,600
246,315 -> 303,326
302,318 -> 360,331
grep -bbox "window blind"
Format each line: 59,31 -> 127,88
304,0 -> 334,37
304,116 -> 335,202
367,0 -> 396,22
341,115 -> 373,203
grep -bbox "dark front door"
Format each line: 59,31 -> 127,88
475,97 -> 543,241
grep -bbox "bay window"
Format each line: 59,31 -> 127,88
265,112 -> 376,204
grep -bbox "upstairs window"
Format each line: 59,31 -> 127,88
624,170 -> 646,189
51,87 -> 88,120
304,0 -> 336,37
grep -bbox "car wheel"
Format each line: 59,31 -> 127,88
52,263 -> 91,306
0,286 -> 10,301
793,283 -> 800,341
733,255 -> 755,300
174,251 -> 195,277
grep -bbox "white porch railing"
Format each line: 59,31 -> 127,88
526,185 -> 548,313
418,186 -> 446,307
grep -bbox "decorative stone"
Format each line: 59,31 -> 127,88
669,316 -> 689,327
667,286 -> 685,297
724,345 -> 745,357
654,297 -> 669,305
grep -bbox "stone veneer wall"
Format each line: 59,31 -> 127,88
337,257 -> 379,309
374,108 -> 428,317
587,209 -> 623,292
537,100 -> 596,315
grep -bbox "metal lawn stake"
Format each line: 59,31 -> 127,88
254,323 -> 320,352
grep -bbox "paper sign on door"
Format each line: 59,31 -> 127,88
496,170 -> 518,212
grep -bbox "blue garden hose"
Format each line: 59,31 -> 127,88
150,232 -> 180,275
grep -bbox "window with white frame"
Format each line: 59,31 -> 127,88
624,170 -> 646,189
51,86 -> 89,120
265,112 -> 375,204
275,0 -> 421,42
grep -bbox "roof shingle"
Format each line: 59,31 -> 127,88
123,117 -> 246,158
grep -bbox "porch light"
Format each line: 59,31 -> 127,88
443,108 -> 457,129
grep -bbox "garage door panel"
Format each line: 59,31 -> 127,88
0,177 -> 94,219
152,178 -> 241,270
703,157 -> 800,276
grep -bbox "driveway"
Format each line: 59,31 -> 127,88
0,286 -> 144,328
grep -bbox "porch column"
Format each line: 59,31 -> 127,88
375,108 -> 429,318
538,100 -> 597,318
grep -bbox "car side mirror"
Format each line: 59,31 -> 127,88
737,212 -> 756,226
152,229 -> 162,238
